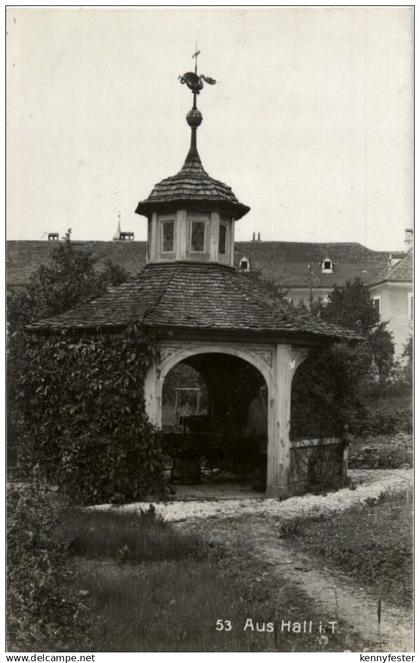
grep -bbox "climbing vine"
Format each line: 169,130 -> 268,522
16,323 -> 166,504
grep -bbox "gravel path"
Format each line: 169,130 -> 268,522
93,468 -> 412,523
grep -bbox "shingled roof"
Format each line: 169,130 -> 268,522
135,146 -> 250,220
234,242 -> 405,289
27,262 -> 357,342
6,240 -> 147,290
7,240 -> 407,293
370,249 -> 413,286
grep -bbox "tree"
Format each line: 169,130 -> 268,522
291,278 -> 395,438
7,231 -> 129,471
318,278 -> 395,382
8,230 -> 128,333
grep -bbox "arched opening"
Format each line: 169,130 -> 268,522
161,353 -> 268,493
291,350 -> 342,441
290,351 -> 347,494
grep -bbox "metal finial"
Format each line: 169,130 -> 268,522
179,46 -> 216,103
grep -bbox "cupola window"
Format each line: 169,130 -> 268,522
218,222 -> 227,255
161,219 -> 175,253
322,258 -> 333,274
191,220 -> 206,252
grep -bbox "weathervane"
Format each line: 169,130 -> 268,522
178,45 -> 216,155
179,43 -> 216,108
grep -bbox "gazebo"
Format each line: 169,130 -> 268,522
29,57 -> 355,497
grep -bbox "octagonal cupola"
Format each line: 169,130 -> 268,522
135,52 -> 250,267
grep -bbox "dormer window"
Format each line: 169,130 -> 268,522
161,219 -> 175,253
239,256 -> 250,273
322,258 -> 333,274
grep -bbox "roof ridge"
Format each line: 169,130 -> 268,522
141,264 -> 178,324
370,249 -> 413,285
387,249 -> 412,275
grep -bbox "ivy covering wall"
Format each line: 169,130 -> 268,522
16,324 -> 166,505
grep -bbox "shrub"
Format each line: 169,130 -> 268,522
7,483 -> 88,651
348,433 -> 412,469
355,407 -> 412,437
16,323 -> 166,505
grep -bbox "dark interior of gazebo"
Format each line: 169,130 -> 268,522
162,353 -> 267,492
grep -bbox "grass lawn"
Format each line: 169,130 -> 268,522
68,507 -> 368,652
279,488 -> 413,609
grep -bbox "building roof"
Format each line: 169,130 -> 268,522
234,241 -> 405,289
27,261 -> 357,342
6,240 -> 147,289
370,249 -> 413,286
7,240 -> 406,291
135,146 -> 250,220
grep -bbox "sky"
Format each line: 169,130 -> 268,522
6,6 -> 413,250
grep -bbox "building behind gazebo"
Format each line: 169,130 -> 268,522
29,59 -> 356,497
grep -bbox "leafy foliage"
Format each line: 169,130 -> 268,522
392,335 -> 413,388
7,231 -> 129,461
16,324 -> 165,504
317,277 -> 395,381
8,230 -> 128,333
7,483 -> 88,651
348,433 -> 412,470
8,232 -> 165,503
291,279 -> 395,439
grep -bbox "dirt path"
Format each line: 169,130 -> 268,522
244,518 -> 412,651
179,471 -> 413,652
101,469 -> 413,651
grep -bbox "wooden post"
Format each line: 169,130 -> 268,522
266,345 -> 309,498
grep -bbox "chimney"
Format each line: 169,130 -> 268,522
404,228 -> 413,252
252,232 -> 256,241
257,232 -> 261,241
